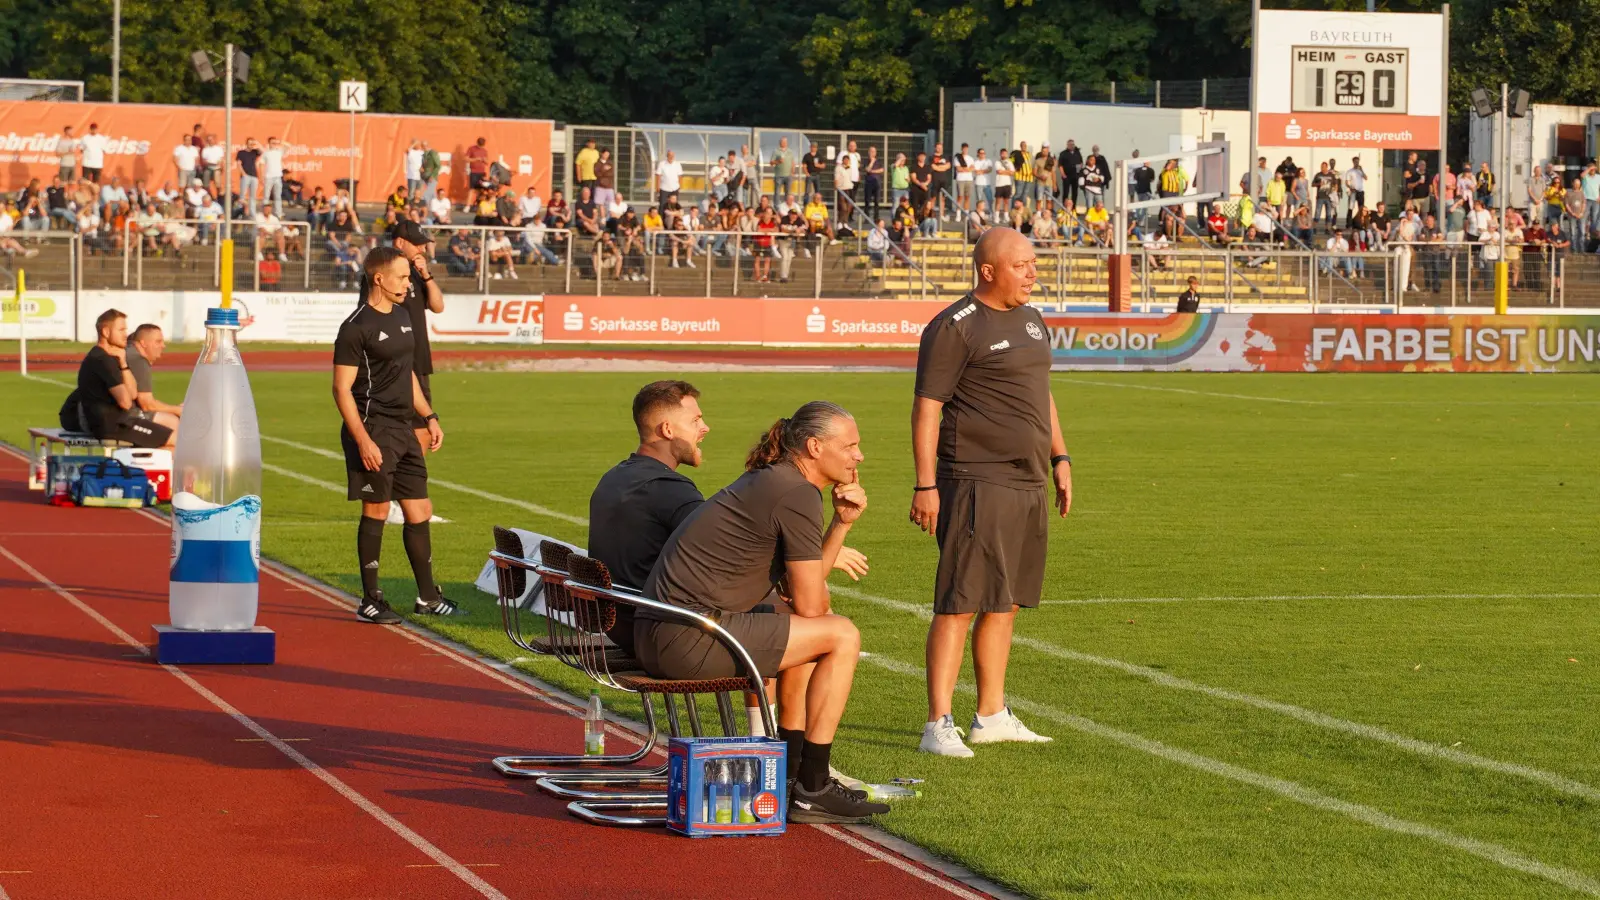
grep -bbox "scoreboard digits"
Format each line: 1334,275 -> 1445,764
1292,46 -> 1409,114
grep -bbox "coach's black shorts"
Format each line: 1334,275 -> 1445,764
933,478 -> 1048,615
342,418 -> 428,503
102,410 -> 172,449
409,374 -> 433,430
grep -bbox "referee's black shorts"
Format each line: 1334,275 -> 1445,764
409,374 -> 433,430
933,478 -> 1048,615
342,418 -> 428,503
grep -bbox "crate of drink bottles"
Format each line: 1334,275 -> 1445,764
666,736 -> 786,837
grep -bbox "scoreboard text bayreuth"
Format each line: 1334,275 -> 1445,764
1290,46 -> 1410,114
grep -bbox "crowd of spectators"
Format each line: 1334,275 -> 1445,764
6,122 -> 1595,295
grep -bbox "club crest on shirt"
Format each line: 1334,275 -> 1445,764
1026,321 -> 1044,341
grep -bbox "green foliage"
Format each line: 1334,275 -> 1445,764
0,0 -> 1589,135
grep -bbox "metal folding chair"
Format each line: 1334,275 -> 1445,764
549,554 -> 777,827
489,532 -> 660,779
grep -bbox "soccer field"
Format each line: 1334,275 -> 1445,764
6,367 -> 1599,898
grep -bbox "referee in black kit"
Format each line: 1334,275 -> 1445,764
909,226 -> 1073,757
366,220 -> 446,523
334,247 -> 461,624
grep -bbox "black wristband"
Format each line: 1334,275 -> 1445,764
913,485 -> 937,492
1051,454 -> 1072,467
424,413 -> 439,423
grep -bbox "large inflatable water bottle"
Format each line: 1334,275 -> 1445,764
168,307 -> 263,631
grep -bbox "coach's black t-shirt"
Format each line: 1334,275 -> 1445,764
914,294 -> 1052,488
333,302 -> 416,423
588,455 -> 704,591
61,345 -> 125,434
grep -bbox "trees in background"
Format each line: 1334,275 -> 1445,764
0,0 -> 1586,142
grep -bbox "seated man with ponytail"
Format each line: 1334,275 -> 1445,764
638,401 -> 890,825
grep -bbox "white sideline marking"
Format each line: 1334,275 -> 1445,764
860,652 -> 1600,897
261,435 -> 585,526
262,461 -> 346,493
813,825 -> 988,900
832,585 -> 1600,805
1053,376 -> 1325,405
1042,592 -> 1600,606
0,543 -> 511,900
22,373 -> 72,388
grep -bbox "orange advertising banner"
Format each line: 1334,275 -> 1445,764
0,100 -> 553,201
1259,112 -> 1440,149
542,296 -> 952,346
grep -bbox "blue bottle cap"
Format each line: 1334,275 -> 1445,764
205,307 -> 241,328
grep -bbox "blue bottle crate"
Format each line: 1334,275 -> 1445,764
666,736 -> 787,837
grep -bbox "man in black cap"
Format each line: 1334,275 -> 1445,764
366,219 -> 445,525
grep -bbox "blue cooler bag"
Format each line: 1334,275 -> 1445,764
72,458 -> 153,508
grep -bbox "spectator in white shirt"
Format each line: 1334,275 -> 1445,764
834,155 -> 859,218
708,157 -> 730,203
654,151 -> 684,208
98,176 -> 127,214
255,203 -> 288,258
994,150 -> 1015,207
606,194 -> 629,225
971,148 -> 994,212
199,135 -> 225,194
517,187 -> 542,222
405,140 -> 424,198
155,181 -> 180,204
866,218 -> 891,265
428,191 -> 452,226
79,123 -> 109,183
173,138 -> 200,191
778,193 -> 801,217
261,137 -> 286,211
184,182 -> 208,216
1323,228 -> 1355,277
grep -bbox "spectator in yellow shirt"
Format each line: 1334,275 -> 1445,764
1084,200 -> 1110,245
574,138 -> 600,194
804,192 -> 838,243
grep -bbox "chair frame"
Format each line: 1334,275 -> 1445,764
489,539 -> 779,827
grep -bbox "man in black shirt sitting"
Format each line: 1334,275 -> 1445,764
58,308 -> 173,448
332,248 -> 459,625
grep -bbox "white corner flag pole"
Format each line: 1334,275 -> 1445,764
15,268 -> 26,378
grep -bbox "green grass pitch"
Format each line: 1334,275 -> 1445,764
4,366 -> 1598,898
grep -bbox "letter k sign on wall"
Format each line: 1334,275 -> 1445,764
339,81 -> 368,112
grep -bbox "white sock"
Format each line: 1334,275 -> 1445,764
746,706 -> 766,737
975,708 -> 1010,727
924,714 -> 952,732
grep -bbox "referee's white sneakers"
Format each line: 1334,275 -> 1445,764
919,715 -> 975,757
968,707 -> 1053,745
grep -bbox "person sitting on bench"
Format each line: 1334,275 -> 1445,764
127,323 -> 182,441
588,381 -> 869,657
637,401 -> 890,825
57,308 -> 174,449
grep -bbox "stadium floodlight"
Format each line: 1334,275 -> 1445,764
191,51 -> 216,83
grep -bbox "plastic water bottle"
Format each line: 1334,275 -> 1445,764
584,690 -> 606,755
737,758 -> 759,823
861,782 -> 923,801
168,307 -> 263,631
711,759 -> 734,823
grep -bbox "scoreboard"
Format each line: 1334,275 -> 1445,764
1291,46 -> 1410,114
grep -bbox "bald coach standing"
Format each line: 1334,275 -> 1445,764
909,227 -> 1073,757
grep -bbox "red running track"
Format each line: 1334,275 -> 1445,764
0,452 -> 983,900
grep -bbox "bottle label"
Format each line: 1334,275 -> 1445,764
170,494 -> 262,584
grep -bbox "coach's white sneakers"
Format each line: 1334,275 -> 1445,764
968,707 -> 1052,745
919,715 -> 975,758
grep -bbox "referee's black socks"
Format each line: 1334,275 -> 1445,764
402,520 -> 438,600
778,727 -> 805,781
357,516 -> 385,599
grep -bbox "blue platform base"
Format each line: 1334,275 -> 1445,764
152,625 -> 276,665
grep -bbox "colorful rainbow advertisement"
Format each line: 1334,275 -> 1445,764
1039,314 -> 1600,373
